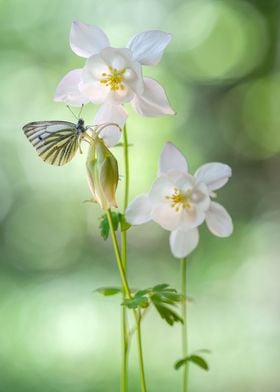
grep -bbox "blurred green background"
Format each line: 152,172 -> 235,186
0,0 -> 280,391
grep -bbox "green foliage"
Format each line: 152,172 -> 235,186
175,353 -> 210,371
123,284 -> 183,326
99,213 -> 130,240
119,213 -> 131,232
95,287 -> 122,296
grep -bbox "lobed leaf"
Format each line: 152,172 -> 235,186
99,212 -> 120,240
153,303 -> 183,326
123,296 -> 149,309
174,355 -> 209,371
152,283 -> 170,291
119,213 -> 131,232
95,287 -> 122,296
188,355 -> 209,370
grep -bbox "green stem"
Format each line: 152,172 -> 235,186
106,209 -> 147,392
123,124 -> 129,210
121,123 -> 129,391
181,257 -> 188,392
107,209 -> 130,297
121,305 -> 128,392
121,229 -> 128,392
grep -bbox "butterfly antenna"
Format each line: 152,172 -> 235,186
66,105 -> 78,120
78,104 -> 84,119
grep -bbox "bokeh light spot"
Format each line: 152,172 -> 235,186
174,1 -> 268,82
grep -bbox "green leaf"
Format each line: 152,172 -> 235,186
99,213 -> 120,240
174,358 -> 188,370
134,288 -> 150,297
174,355 -> 209,371
188,355 -> 209,370
95,287 -> 122,296
123,296 -> 149,309
119,213 -> 131,232
160,291 -> 183,302
153,283 -> 170,291
151,293 -> 174,306
153,303 -> 183,326
122,283 -> 183,322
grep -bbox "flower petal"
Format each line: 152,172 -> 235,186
151,203 -> 182,231
54,69 -> 90,106
70,21 -> 110,58
206,202 -> 233,237
80,79 -> 109,104
99,47 -> 144,99
94,104 -> 127,147
194,163 -> 232,191
169,228 -> 199,258
190,182 -> 210,211
81,48 -> 143,105
180,206 -> 206,230
126,194 -> 152,225
131,77 -> 175,117
158,142 -> 188,176
149,175 -> 174,205
127,30 -> 172,66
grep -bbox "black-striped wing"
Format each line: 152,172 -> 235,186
23,121 -> 80,166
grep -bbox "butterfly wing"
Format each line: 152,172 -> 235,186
23,121 -> 81,166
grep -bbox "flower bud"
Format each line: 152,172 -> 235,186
86,136 -> 119,210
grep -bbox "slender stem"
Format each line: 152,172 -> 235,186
121,123 -> 129,391
181,257 -> 188,392
106,209 -> 147,392
136,311 -> 146,391
107,210 -> 130,297
123,124 -> 129,211
121,315 -> 128,392
121,230 -> 128,392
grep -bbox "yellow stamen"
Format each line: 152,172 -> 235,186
100,67 -> 126,91
165,188 -> 192,212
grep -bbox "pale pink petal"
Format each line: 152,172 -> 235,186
125,194 -> 152,225
149,176 -> 174,205
194,163 -> 232,191
190,183 -> 210,211
100,47 -> 133,66
127,30 -> 172,66
83,53 -> 109,81
131,77 -> 175,117
81,49 -> 141,104
180,207 -> 206,230
169,228 -> 199,258
70,21 -> 110,58
158,142 -> 188,176
94,104 -> 127,147
151,203 -> 182,231
80,81 -> 109,104
168,171 -> 195,191
206,202 -> 233,237
54,69 -> 90,106
99,48 -> 144,96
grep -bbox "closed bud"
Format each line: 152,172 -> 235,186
86,136 -> 119,210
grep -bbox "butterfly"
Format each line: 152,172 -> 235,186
22,118 -> 92,166
23,118 -> 121,167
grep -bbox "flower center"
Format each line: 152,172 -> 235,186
165,188 -> 192,212
100,66 -> 126,91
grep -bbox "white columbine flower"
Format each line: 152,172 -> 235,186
126,142 -> 233,258
54,21 -> 175,143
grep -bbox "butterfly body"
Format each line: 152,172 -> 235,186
75,118 -> 86,134
23,119 -> 88,166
